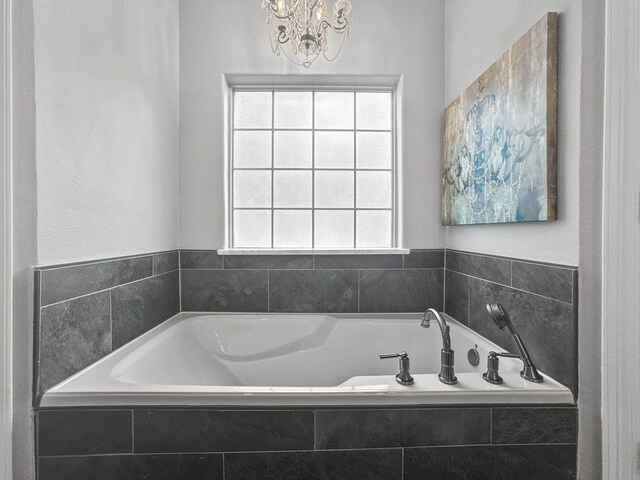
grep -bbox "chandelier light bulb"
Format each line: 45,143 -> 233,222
262,0 -> 352,68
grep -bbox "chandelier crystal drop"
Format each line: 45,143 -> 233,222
262,0 -> 353,68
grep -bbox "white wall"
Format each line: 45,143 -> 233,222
34,0 -> 180,265
577,0 -> 604,477
1,1 -> 11,476
179,0 -> 446,250
11,0 -> 37,477
444,1 -> 581,265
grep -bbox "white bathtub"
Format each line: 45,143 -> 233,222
40,312 -> 574,407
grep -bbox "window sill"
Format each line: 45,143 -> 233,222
217,249 -> 410,256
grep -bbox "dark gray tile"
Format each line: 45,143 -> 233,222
446,250 -> 511,285
466,280 -> 508,349
445,270 -> 469,325
38,410 -> 132,456
38,291 -> 111,393
152,251 -> 179,275
404,445 -> 577,480
39,454 -> 223,480
179,250 -> 223,269
512,261 -> 575,303
492,407 -> 578,444
111,271 -> 180,349
134,410 -> 314,453
180,270 -> 268,312
40,256 -> 153,306
314,254 -> 402,270
225,449 -> 402,480
315,408 -> 490,449
468,278 -> 575,389
404,250 -> 445,268
359,269 -> 443,312
269,270 -> 358,313
224,255 -> 313,270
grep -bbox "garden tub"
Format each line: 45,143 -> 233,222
40,312 -> 574,407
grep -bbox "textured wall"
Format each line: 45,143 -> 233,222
34,0 -> 180,264
178,0 -> 446,250
11,1 -> 39,478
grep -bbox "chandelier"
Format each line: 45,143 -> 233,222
262,0 -> 353,68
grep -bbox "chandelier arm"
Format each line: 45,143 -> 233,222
318,19 -> 349,34
265,20 -> 285,54
276,28 -> 293,45
321,27 -> 348,62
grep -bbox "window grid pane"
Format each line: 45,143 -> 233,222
232,88 -> 395,249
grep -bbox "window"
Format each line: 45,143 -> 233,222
229,87 -> 396,250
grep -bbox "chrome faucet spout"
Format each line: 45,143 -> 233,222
421,308 -> 457,385
421,308 -> 451,351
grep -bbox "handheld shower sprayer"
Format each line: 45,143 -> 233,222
484,303 -> 543,383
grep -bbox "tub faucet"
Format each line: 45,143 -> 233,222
485,303 -> 543,383
421,308 -> 457,385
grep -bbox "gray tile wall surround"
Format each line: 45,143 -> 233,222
39,454 -> 223,480
34,251 -> 180,399
443,249 -> 578,393
35,247 -> 579,399
179,249 -> 445,314
34,248 -> 578,397
36,405 -> 577,480
34,249 -> 445,402
33,248 -> 580,479
404,444 -> 577,480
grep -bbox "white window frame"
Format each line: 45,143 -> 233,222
222,74 -> 405,254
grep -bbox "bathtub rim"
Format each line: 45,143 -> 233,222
38,312 -> 575,408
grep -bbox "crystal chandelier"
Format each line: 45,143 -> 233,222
262,0 -> 353,68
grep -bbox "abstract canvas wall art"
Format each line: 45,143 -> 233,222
442,13 -> 558,226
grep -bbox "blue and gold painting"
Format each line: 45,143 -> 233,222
442,13 -> 558,226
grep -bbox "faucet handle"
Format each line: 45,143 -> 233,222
379,351 -> 408,359
482,351 -> 543,384
379,352 -> 414,385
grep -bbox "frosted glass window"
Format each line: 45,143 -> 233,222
356,132 -> 392,169
274,171 -> 312,208
315,92 -> 354,130
274,131 -> 312,168
356,211 -> 391,248
234,131 -> 272,168
234,210 -> 271,248
234,171 -> 271,208
356,171 -> 392,208
315,210 -> 354,248
315,171 -> 354,208
234,92 -> 272,129
315,131 -> 354,169
274,210 -> 312,248
230,87 -> 396,249
356,92 -> 392,130
274,92 -> 313,129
